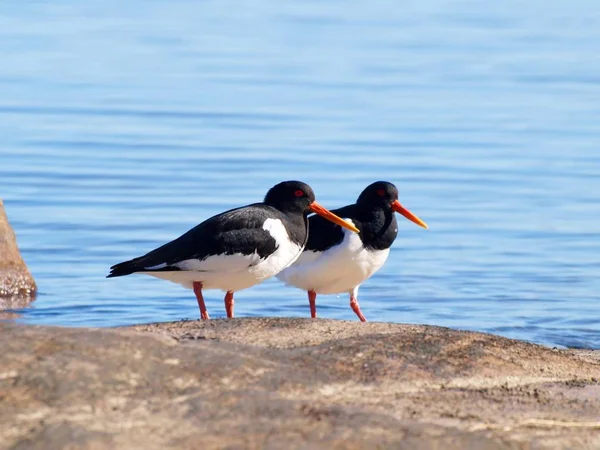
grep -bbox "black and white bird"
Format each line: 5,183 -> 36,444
276,181 -> 427,322
107,181 -> 359,320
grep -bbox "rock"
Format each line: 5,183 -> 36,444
0,199 -> 36,302
1,318 -> 599,449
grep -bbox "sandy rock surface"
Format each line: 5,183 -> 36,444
1,318 -> 599,450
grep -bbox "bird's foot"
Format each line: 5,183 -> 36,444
193,281 -> 210,320
350,296 -> 367,322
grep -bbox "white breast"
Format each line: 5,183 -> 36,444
145,218 -> 303,292
276,220 -> 390,295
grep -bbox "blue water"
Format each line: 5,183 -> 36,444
1,1 -> 599,348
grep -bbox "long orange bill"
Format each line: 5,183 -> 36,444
309,201 -> 360,233
391,200 -> 428,229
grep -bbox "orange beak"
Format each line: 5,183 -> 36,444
309,202 -> 360,233
391,200 -> 428,229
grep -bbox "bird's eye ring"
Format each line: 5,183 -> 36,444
377,189 -> 385,196
294,189 -> 304,197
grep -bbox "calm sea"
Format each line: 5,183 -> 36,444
1,0 -> 599,348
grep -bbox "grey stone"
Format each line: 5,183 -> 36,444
1,318 -> 599,450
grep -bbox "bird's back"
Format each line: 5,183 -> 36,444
107,203 -> 303,278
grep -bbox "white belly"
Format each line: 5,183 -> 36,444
145,255 -> 295,292
144,218 -> 303,292
276,226 -> 390,295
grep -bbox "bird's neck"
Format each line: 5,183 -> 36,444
282,209 -> 309,248
356,206 -> 398,251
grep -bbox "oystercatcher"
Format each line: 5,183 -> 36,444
107,181 -> 359,320
276,181 -> 427,321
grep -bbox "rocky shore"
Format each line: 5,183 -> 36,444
1,201 -> 599,449
1,318 -> 599,450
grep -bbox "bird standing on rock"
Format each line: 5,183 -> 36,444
277,181 -> 427,321
107,181 -> 359,320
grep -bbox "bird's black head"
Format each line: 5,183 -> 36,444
264,180 -> 315,214
357,181 -> 399,208
357,181 -> 428,229
264,180 -> 360,233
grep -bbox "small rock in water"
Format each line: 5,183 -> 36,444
0,199 -> 37,303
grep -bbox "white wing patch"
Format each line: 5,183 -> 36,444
175,252 -> 262,273
144,262 -> 168,270
261,218 -> 304,270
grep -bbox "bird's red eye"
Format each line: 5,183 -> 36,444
294,189 -> 304,197
377,189 -> 385,197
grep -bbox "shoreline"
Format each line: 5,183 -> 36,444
13,314 -> 600,352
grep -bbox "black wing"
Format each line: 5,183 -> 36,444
305,204 -> 357,252
107,204 -> 280,277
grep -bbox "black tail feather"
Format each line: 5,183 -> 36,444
106,259 -> 142,278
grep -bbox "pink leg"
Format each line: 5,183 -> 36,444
350,293 -> 367,322
193,281 -> 210,320
308,290 -> 317,319
224,291 -> 235,318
